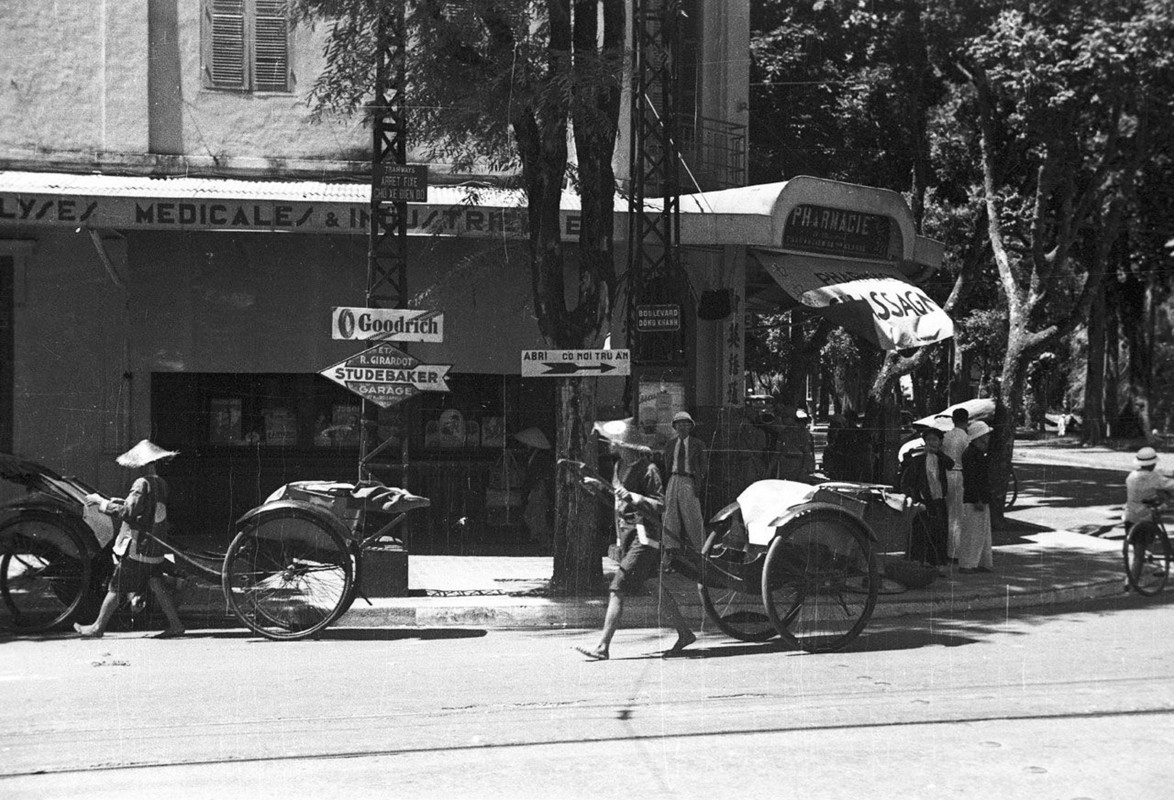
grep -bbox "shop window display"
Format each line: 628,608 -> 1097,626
151,372 -> 556,554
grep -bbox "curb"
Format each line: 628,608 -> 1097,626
173,560 -> 1129,632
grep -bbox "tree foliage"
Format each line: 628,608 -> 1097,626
750,0 -> 1174,454
297,0 -> 631,594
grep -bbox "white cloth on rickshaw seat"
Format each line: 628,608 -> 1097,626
736,480 -> 818,547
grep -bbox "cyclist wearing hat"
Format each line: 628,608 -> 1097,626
1125,447 -> 1174,532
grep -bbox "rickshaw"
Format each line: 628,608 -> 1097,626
566,455 -> 916,654
0,452 -> 429,640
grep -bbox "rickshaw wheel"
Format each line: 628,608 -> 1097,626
0,512 -> 93,633
697,531 -> 775,642
761,511 -> 878,654
223,511 -> 353,641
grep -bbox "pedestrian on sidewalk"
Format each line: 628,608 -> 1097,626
899,426 -> 953,568
574,419 -> 695,661
661,410 -> 707,552
515,427 -> 555,553
74,440 -> 186,639
958,422 -> 994,574
941,408 -> 970,562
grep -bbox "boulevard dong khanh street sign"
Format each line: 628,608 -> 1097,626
320,343 -> 451,408
520,349 -> 631,378
331,307 -> 444,342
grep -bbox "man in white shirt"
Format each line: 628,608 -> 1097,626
941,408 -> 971,562
662,411 -> 707,551
1125,446 -> 1174,530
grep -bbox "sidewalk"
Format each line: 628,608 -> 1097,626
172,528 -> 1127,632
169,442 -> 1138,632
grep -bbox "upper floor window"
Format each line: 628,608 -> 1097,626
202,0 -> 292,93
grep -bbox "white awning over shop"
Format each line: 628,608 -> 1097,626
751,249 -> 954,351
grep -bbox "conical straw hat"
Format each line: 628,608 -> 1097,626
116,440 -> 179,468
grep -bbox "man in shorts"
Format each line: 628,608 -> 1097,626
74,440 -> 186,639
574,419 -> 695,660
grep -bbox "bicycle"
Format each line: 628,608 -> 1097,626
1123,499 -> 1172,596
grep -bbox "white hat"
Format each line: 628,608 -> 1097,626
1137,446 -> 1158,465
116,440 -> 179,468
967,421 -> 992,442
672,411 -> 695,425
513,427 -> 551,450
594,418 -> 657,453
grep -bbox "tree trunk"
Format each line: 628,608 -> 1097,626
551,377 -> 604,595
989,340 -> 1026,528
1083,286 -> 1107,445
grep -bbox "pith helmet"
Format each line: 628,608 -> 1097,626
967,421 -> 992,442
672,411 -> 695,425
116,440 -> 179,468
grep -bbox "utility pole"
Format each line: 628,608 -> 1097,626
361,2 -> 410,483
627,0 -> 684,419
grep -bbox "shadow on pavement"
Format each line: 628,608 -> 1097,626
1013,462 -> 1127,512
0,627 -> 491,644
176,626 -> 490,642
867,583 -> 1174,641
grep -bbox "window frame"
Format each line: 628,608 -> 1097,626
201,0 -> 294,94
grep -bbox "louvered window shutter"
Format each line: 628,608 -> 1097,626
207,0 -> 247,90
253,0 -> 291,92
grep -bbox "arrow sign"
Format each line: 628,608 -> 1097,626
541,362 -> 616,376
520,348 -> 631,378
320,343 -> 451,408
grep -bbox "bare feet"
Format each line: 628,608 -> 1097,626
150,629 -> 185,639
73,623 -> 102,639
574,645 -> 608,661
664,631 -> 696,656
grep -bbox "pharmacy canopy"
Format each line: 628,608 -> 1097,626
675,176 -> 953,351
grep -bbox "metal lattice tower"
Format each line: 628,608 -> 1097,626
360,3 -> 409,479
627,0 -> 683,367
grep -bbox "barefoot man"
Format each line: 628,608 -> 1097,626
574,419 -> 695,660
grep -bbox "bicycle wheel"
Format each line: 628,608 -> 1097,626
0,512 -> 93,633
761,511 -> 878,654
1005,467 -> 1019,510
697,531 -> 774,642
222,511 -> 353,640
1123,521 -> 1170,597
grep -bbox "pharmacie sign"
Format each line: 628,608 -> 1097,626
782,204 -> 894,260
331,307 -> 444,343
320,344 -> 451,408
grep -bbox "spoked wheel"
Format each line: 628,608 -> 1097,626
761,512 -> 878,654
0,512 -> 93,633
223,511 -> 353,640
697,531 -> 774,642
1123,521 -> 1170,597
1005,467 -> 1019,510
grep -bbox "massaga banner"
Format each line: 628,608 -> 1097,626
756,251 -> 954,350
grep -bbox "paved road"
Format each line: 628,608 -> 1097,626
3,589 -> 1173,799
